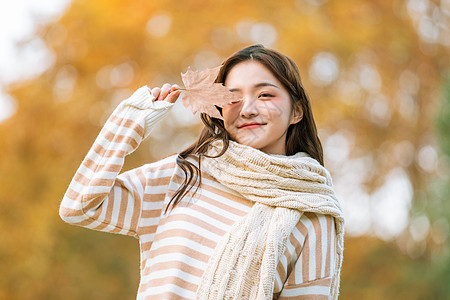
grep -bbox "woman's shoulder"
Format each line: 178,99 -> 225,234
138,154 -> 178,176
294,212 -> 336,242
286,213 -> 336,255
141,153 -> 200,173
300,212 -> 336,226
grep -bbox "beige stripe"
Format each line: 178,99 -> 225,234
73,171 -> 90,186
83,200 -> 107,228
287,219 -> 309,286
200,172 -> 254,208
109,114 -> 144,137
82,158 -> 121,173
145,160 -> 177,173
102,127 -> 139,149
284,277 -> 332,290
144,175 -> 172,188
171,172 -> 186,185
138,225 -> 158,237
276,236 -> 297,287
82,157 -> 98,171
142,260 -> 203,277
195,192 -> 250,217
274,279 -> 280,295
140,275 -> 198,292
65,188 -> 80,201
280,277 -> 331,300
81,193 -> 111,212
91,143 -> 127,159
139,290 -> 191,300
308,213 -> 323,279
286,230 -> 302,285
147,244 -> 210,263
134,167 -> 147,189
59,206 -> 81,217
158,213 -> 226,236
184,202 -> 235,226
299,222 -> 310,283
91,198 -> 112,231
280,295 -> 328,300
141,208 -> 163,218
64,190 -> 104,213
286,222 -> 304,273
101,190 -> 115,230
143,193 -> 166,204
116,174 -> 138,230
73,216 -> 96,227
111,182 -> 130,233
151,228 -> 216,249
71,204 -> 104,227
60,206 -> 96,228
91,178 -> 115,187
325,216 -> 332,277
110,227 -> 121,234
73,170 -> 114,187
167,184 -> 207,206
130,169 -> 145,233
140,239 -> 156,253
276,258 -> 287,288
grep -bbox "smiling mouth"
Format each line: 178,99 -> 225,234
239,122 -> 264,129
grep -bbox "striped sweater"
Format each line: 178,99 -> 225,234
59,86 -> 337,299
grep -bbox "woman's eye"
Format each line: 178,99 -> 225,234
259,93 -> 273,98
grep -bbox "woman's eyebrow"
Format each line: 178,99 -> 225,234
254,82 -> 279,89
228,82 -> 280,92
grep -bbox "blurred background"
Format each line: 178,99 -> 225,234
0,0 -> 449,299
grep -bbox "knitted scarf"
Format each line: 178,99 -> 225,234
196,140 -> 344,300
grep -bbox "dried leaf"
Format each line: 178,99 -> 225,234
181,65 -> 241,119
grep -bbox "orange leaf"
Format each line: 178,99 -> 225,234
181,66 -> 241,119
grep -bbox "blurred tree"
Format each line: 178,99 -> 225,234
340,74 -> 450,300
421,74 -> 450,297
0,0 -> 449,299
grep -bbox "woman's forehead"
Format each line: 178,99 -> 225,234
225,61 -> 282,88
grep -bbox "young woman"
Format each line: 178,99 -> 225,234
60,45 -> 344,299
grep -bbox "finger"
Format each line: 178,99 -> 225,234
165,90 -> 182,104
151,87 -> 161,102
171,84 -> 181,91
158,83 -> 172,100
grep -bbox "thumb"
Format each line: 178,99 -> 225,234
165,89 -> 182,104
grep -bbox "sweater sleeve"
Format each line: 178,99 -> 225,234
277,213 -> 337,300
59,86 -> 174,237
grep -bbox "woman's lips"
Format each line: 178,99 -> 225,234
239,123 -> 264,129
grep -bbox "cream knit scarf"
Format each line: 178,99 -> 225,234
196,140 -> 344,300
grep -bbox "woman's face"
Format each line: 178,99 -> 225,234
222,61 -> 302,155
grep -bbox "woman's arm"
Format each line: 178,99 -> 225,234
59,84 -> 180,237
277,213 -> 337,299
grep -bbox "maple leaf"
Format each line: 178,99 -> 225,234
181,65 -> 241,119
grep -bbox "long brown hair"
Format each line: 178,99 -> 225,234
168,44 -> 323,210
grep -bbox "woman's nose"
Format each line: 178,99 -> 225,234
240,98 -> 259,118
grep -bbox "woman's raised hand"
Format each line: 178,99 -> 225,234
151,83 -> 182,104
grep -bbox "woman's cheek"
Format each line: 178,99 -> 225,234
222,109 -> 234,134
258,100 -> 284,117
222,106 -> 238,123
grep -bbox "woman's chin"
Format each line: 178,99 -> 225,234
234,138 -> 265,150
